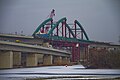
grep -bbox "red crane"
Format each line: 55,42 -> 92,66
41,9 -> 55,34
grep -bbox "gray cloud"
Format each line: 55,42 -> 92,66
0,0 -> 120,44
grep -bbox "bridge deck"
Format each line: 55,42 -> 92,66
0,40 -> 70,57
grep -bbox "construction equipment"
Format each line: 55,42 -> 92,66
32,10 -> 90,62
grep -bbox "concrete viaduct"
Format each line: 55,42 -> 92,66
0,34 -> 120,69
0,40 -> 70,68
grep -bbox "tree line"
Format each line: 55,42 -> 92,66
88,48 -> 120,69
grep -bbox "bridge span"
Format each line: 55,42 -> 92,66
0,40 -> 70,69
0,11 -> 120,69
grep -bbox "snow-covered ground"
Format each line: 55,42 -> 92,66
0,65 -> 120,80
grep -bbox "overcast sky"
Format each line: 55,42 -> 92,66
0,0 -> 120,44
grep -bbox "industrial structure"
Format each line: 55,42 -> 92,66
0,10 -> 120,69
32,9 -> 120,63
33,9 -> 91,62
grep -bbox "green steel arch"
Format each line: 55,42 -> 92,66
32,18 -> 53,36
32,17 -> 89,41
75,20 -> 89,40
48,17 -> 76,38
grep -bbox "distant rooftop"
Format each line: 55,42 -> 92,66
0,33 -> 33,38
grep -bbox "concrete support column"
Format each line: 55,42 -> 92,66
66,57 -> 70,64
37,54 -> 43,65
26,53 -> 38,67
62,57 -> 70,64
0,51 -> 13,68
62,57 -> 68,64
43,54 -> 53,65
13,52 -> 21,66
54,56 -> 62,65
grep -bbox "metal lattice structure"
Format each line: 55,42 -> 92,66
32,17 -> 91,62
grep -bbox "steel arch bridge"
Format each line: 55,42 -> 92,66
33,17 -> 92,62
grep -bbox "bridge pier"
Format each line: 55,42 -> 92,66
37,54 -> 44,65
0,51 -> 13,68
53,56 -> 62,65
43,54 -> 53,65
72,43 -> 80,62
26,53 -> 38,67
62,57 -> 70,64
13,52 -> 21,67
